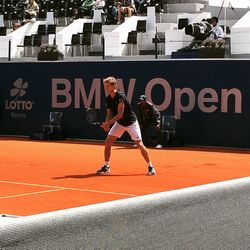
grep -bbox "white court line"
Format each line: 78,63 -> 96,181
0,180 -> 137,197
0,188 -> 64,200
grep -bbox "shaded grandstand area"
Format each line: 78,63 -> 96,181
1,0 -> 250,59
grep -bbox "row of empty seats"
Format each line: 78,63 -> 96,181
17,34 -> 44,57
65,22 -> 103,56
36,23 -> 56,35
17,23 -> 57,57
79,22 -> 102,34
63,20 -> 158,57
7,19 -> 166,57
124,20 -> 149,55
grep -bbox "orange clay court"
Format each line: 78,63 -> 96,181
0,138 -> 249,216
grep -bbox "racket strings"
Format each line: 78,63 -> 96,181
86,109 -> 99,125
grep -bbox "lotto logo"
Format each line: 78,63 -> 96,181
5,79 -> 34,111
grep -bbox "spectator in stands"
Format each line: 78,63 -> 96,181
94,0 -> 106,10
201,16 -> 225,49
137,95 -> 163,148
210,16 -> 225,40
25,0 -> 39,18
117,0 -> 135,24
80,0 -> 96,16
13,22 -> 20,31
22,11 -> 37,25
76,0 -> 105,18
105,0 -> 118,24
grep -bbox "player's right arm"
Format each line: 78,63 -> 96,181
101,108 -> 113,132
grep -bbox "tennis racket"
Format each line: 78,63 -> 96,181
86,108 -> 101,125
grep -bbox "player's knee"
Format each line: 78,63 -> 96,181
105,137 -> 115,146
135,140 -> 143,147
105,140 -> 112,147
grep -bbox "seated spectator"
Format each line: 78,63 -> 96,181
76,0 -> 106,19
105,0 -> 118,24
137,95 -> 163,148
94,0 -> 106,10
79,0 -> 96,16
13,22 -> 20,31
117,0 -> 135,24
25,0 -> 39,19
202,16 -> 225,49
210,16 -> 225,40
22,11 -> 37,25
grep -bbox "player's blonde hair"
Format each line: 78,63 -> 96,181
104,76 -> 117,86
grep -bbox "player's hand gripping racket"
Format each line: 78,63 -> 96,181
86,108 -> 101,125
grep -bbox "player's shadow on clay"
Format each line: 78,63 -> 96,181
53,173 -> 144,179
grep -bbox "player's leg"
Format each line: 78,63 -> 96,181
135,140 -> 156,176
104,135 -> 117,164
134,139 -> 150,162
127,122 -> 156,175
97,122 -> 125,174
96,135 -> 117,174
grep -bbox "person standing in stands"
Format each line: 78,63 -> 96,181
137,95 -> 163,148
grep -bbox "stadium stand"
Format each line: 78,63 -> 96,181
0,0 -> 250,59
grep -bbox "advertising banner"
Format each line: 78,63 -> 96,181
0,60 -> 249,147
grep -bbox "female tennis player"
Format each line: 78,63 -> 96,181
96,76 -> 156,176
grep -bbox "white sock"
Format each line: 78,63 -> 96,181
104,161 -> 109,166
148,162 -> 152,167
